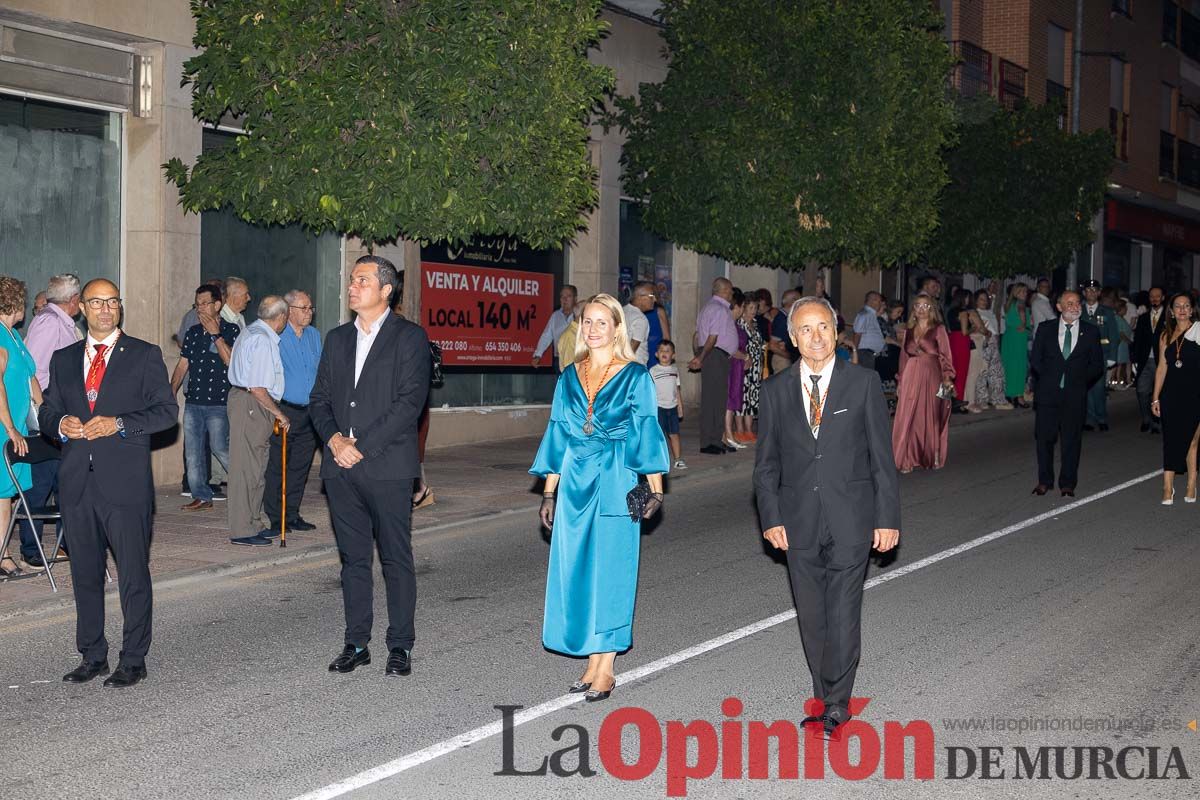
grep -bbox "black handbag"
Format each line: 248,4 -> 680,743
626,480 -> 652,522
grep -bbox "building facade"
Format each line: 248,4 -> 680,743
942,0 -> 1200,293
0,1 -> 816,474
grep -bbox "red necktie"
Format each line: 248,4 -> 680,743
86,343 -> 107,412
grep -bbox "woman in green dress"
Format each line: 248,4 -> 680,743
0,277 -> 40,578
1000,283 -> 1031,408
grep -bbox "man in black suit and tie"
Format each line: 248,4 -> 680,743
1029,290 -> 1105,497
1132,286 -> 1166,434
39,279 -> 178,688
310,256 -> 431,677
754,297 -> 900,739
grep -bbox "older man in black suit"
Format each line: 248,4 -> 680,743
310,256 -> 431,678
1132,286 -> 1166,434
1029,290 -> 1105,497
754,296 -> 900,739
40,279 -> 178,688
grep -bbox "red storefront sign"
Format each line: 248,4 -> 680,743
1106,199 -> 1200,251
421,261 -> 554,366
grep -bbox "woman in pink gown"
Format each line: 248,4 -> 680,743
892,293 -> 956,473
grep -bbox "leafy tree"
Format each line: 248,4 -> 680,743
927,98 -> 1113,278
164,0 -> 612,248
609,0 -> 956,269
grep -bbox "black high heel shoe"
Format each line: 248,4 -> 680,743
585,679 -> 617,702
568,680 -> 591,693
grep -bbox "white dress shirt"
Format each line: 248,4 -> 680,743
354,311 -> 389,386
83,329 -> 121,379
533,308 -> 575,360
623,304 -> 650,364
799,357 -> 836,436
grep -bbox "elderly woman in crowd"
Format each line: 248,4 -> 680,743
531,293 -> 669,702
0,277 -> 40,578
892,292 -> 955,473
734,290 -> 764,442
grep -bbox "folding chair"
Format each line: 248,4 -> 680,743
1,436 -> 109,591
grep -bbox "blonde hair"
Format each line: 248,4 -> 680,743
572,293 -> 639,363
905,292 -> 944,329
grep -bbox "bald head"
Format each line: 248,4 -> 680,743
712,277 -> 733,301
81,278 -> 121,338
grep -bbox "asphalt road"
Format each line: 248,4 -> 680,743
1,393 -> 1197,799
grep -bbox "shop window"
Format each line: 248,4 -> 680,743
198,129 -> 342,334
619,199 -> 673,315
0,94 -> 120,318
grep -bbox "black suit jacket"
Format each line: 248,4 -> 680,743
38,334 -> 179,506
754,359 -> 900,550
1029,318 -> 1105,408
309,313 -> 431,482
1131,307 -> 1166,375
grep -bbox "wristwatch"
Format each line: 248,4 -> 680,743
115,416 -> 126,439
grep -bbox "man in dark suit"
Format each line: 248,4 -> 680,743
753,297 -> 900,739
1029,290 -> 1105,497
39,279 -> 178,688
1132,286 -> 1166,434
309,256 -> 431,677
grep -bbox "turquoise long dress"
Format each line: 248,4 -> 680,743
0,323 -> 34,498
530,363 -> 670,656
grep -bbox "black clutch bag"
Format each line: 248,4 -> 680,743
626,480 -> 652,522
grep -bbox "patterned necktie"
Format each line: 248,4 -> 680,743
808,374 -> 822,435
1060,324 -> 1072,389
86,343 -> 108,412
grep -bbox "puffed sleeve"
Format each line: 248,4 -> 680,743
623,368 -> 671,475
529,371 -> 571,477
935,324 -> 955,381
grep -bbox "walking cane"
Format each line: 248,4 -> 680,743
274,418 -> 288,548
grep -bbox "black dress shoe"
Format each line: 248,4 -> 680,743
1082,424 -> 1095,432
103,663 -> 147,688
385,648 -> 412,676
288,517 -> 317,532
328,644 -> 370,673
1061,488 -> 1075,497
821,714 -> 846,741
800,715 -> 824,727
63,659 -> 109,683
1032,484 -> 1049,496
23,553 -> 46,568
699,445 -> 725,455
1098,423 -> 1109,432
1141,423 -> 1151,433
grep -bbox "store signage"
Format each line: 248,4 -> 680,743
422,261 -> 554,366
1106,200 -> 1200,251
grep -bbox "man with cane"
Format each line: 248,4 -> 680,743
265,290 -> 321,536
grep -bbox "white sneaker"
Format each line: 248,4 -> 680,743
673,459 -> 688,470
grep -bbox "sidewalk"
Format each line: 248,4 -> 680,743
0,398 -> 1031,620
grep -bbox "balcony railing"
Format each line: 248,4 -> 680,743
1165,1 -> 1180,46
1162,130 -> 1178,180
1110,108 -> 1129,161
1180,139 -> 1200,188
998,59 -> 1027,109
949,40 -> 992,98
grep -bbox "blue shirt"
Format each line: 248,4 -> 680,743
278,324 -> 322,405
228,319 -> 285,401
180,320 -> 240,405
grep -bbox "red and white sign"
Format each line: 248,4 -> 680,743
1106,199 -> 1200,251
421,261 -> 554,366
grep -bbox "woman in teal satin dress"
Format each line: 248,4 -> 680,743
0,277 -> 39,578
531,293 -> 669,702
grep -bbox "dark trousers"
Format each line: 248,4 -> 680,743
1035,397 -> 1084,489
785,509 -> 870,721
699,349 -> 731,448
1086,375 -> 1107,425
17,458 -> 61,560
63,473 -> 153,667
326,470 -> 416,651
264,403 -> 316,526
1136,357 -> 1158,428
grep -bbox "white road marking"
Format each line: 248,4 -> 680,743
290,469 -> 1162,800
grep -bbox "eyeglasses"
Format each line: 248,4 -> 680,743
83,297 -> 122,310
193,300 -> 216,309
914,303 -> 932,310
290,305 -> 315,312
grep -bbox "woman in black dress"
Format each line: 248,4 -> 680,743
1151,292 -> 1200,504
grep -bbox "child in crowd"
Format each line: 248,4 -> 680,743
650,340 -> 686,470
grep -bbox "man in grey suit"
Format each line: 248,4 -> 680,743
754,296 -> 901,739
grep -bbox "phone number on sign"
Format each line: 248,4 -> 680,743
434,340 -> 526,354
